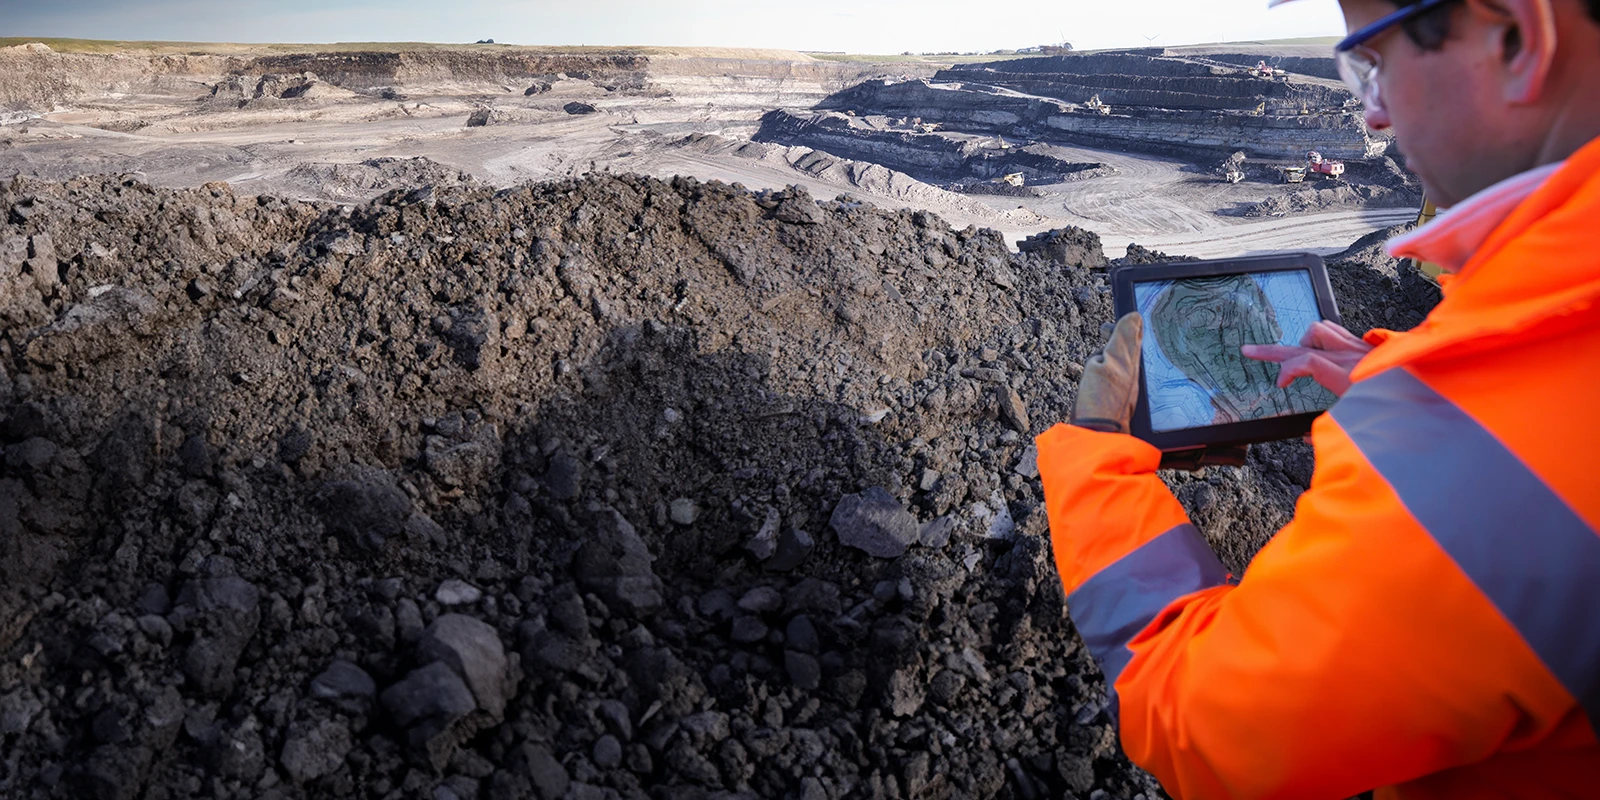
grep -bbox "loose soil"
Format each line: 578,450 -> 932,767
0,172 -> 1437,800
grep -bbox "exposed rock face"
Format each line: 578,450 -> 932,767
755,109 -> 1108,185
1201,53 -> 1342,81
249,51 -> 650,90
818,74 -> 1384,162
938,54 -> 1350,112
0,43 -> 248,109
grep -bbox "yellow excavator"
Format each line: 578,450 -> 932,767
1411,196 -> 1442,278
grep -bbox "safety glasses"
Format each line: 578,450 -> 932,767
1334,0 -> 1460,111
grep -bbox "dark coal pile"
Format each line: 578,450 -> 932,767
0,172 -> 1433,800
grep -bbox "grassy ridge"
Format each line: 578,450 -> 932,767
1,36 -> 1341,60
805,53 -> 1037,65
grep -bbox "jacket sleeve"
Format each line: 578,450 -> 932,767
1034,423 -> 1230,701
1035,416 -> 1584,799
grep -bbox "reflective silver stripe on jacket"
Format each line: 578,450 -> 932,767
1332,367 -> 1600,734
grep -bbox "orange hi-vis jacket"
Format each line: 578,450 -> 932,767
1036,135 -> 1600,800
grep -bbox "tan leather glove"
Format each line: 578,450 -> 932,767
1071,312 -> 1143,434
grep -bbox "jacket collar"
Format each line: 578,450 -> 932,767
1355,135 -> 1600,378
1387,162 -> 1565,275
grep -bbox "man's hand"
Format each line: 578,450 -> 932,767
1072,312 -> 1143,434
1240,320 -> 1372,398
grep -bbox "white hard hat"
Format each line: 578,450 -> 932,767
1265,0 -> 1302,6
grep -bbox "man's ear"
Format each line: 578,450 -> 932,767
1470,0 -> 1559,104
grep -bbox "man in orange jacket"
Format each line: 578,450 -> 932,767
1035,0 -> 1600,797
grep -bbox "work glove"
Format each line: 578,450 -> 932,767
1071,312 -> 1143,434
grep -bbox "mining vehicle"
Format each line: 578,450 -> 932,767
1306,150 -> 1346,179
1002,172 -> 1026,187
1084,95 -> 1112,115
1283,166 -> 1307,183
1249,60 -> 1291,81
1410,197 -> 1443,277
1219,151 -> 1247,184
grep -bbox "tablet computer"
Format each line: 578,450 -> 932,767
1110,253 -> 1342,467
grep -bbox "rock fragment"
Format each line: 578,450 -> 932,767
434,579 -> 483,606
830,487 -> 920,558
0,688 -> 43,736
280,718 -> 352,783
309,660 -> 377,712
25,233 -> 57,293
974,491 -> 1017,540
572,506 -> 664,615
962,366 -> 1008,384
730,615 -> 768,643
785,650 -> 822,689
514,742 -> 570,799
919,515 -> 957,549
418,614 -> 514,717
998,386 -> 1031,432
171,576 -> 261,697
745,506 -> 781,559
380,661 -> 478,768
785,615 -> 820,653
314,467 -> 411,551
544,452 -> 582,500
1014,444 -> 1040,479
767,525 -> 815,571
669,497 -> 698,525
884,668 -> 926,717
774,197 -> 824,225
736,586 -> 783,614
593,734 -> 624,769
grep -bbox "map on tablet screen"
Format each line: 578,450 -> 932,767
1134,271 -> 1338,433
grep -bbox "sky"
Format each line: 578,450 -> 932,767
0,0 -> 1350,53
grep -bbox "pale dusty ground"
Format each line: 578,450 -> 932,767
0,48 -> 1415,259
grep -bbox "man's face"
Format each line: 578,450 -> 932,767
1337,0 -> 1521,206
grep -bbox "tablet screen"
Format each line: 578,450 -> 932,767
1133,270 -> 1338,433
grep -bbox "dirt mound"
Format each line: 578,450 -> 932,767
1324,224 -> 1442,335
663,132 -> 1023,224
1220,182 -> 1419,217
203,72 -> 361,110
0,173 -> 1432,799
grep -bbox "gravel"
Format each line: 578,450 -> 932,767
0,171 -> 1435,799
